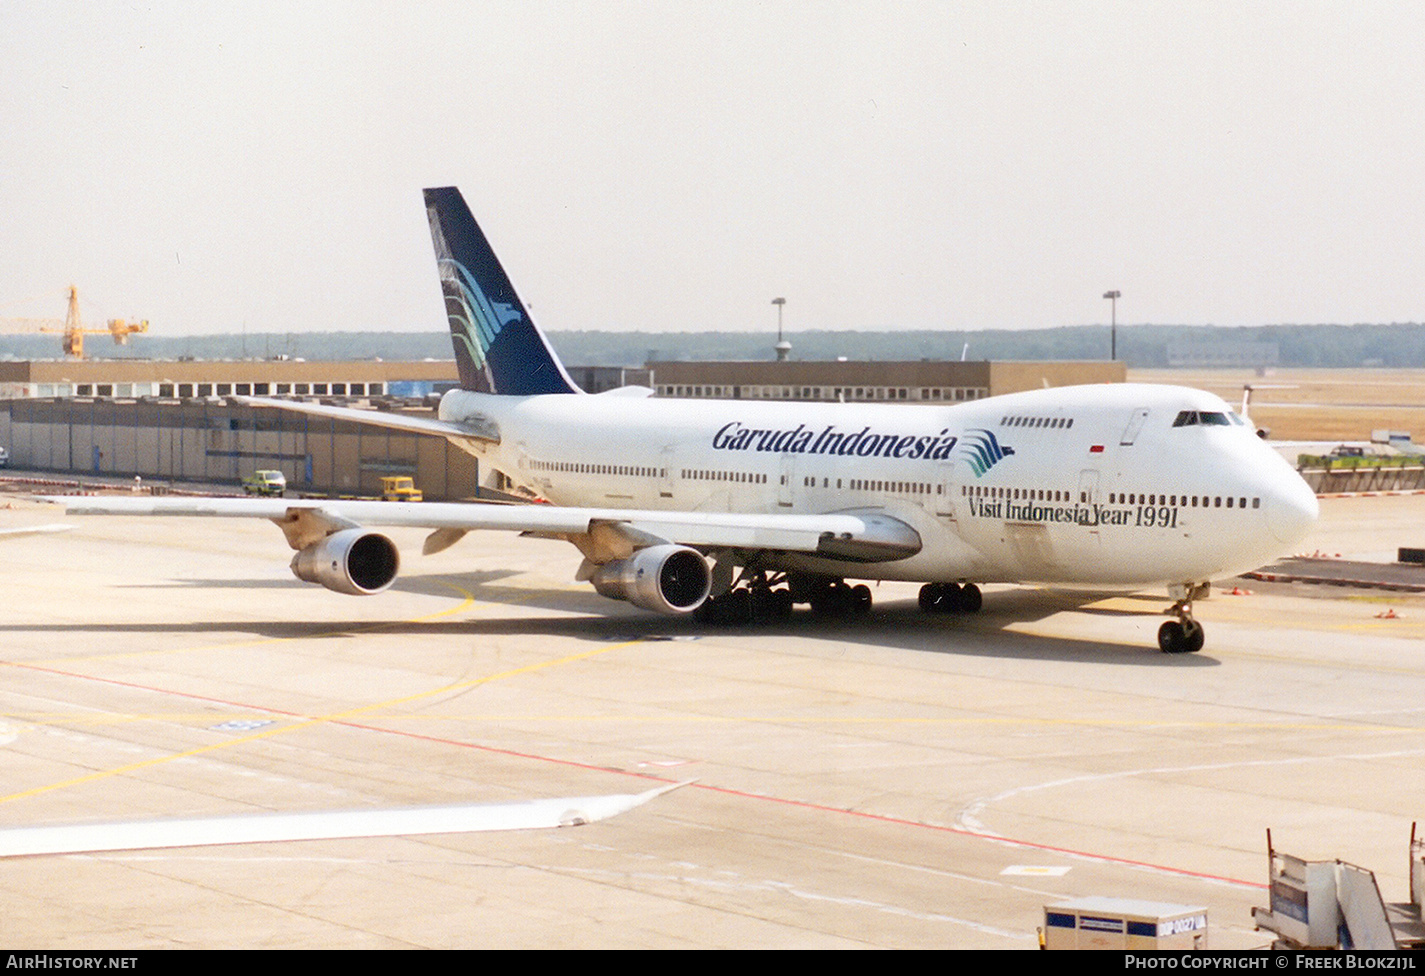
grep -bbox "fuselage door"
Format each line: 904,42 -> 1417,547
1119,408 -> 1151,446
659,446 -> 676,499
1078,468 -> 1102,549
1078,468 -> 1100,506
935,461 -> 956,519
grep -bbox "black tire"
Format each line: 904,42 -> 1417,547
1182,620 -> 1205,653
751,586 -> 791,623
811,581 -> 854,617
959,583 -> 982,614
749,587 -> 772,621
851,584 -> 872,615
1158,620 -> 1186,653
919,583 -> 942,613
724,588 -> 753,624
936,582 -> 959,613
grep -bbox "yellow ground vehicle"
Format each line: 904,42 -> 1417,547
242,469 -> 286,497
380,476 -> 423,502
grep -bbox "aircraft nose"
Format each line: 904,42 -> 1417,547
1265,474 -> 1319,546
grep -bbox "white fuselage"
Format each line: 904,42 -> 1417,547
439,383 -> 1318,589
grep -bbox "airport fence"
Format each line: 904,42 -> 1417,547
1296,454 -> 1425,493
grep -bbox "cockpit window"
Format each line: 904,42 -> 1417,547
1173,410 -> 1231,427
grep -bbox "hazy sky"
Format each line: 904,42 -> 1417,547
4,2 -> 1425,338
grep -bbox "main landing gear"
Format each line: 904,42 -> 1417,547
694,571 -> 873,624
694,576 -> 793,624
918,582 -> 983,615
1158,586 -> 1207,654
804,578 -> 873,617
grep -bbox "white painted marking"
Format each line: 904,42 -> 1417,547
558,864 -> 1030,940
956,748 -> 1425,887
1001,865 -> 1070,877
0,524 -> 72,539
958,747 -> 1425,838
212,719 -> 275,732
0,781 -> 688,858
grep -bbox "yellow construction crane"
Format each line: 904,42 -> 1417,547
0,285 -> 148,358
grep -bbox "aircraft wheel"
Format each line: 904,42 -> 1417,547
786,574 -> 817,606
1158,620 -> 1186,653
1158,618 -> 1205,653
942,582 -> 967,613
810,580 -> 854,617
959,583 -> 982,614
809,583 -> 838,617
724,587 -> 753,624
694,590 -> 753,625
851,584 -> 872,615
750,586 -> 791,623
919,583 -> 942,613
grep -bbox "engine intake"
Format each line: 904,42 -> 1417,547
290,528 -> 399,596
589,544 -> 711,614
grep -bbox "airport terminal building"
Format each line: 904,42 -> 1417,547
644,359 -> 1124,402
0,358 -> 460,400
0,357 -> 1124,499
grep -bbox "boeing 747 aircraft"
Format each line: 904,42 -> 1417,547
59,188 -> 1318,653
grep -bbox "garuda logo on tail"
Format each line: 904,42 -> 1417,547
424,187 -> 580,396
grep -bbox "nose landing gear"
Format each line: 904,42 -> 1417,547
1157,617 -> 1204,654
1159,585 -> 1208,653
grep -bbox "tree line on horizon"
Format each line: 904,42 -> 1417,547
3,322 -> 1425,368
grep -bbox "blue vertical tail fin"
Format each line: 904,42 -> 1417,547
424,187 -> 581,395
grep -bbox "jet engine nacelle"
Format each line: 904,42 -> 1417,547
290,528 -> 400,596
589,544 -> 711,615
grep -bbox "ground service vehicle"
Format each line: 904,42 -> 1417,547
381,476 -> 423,502
242,470 -> 286,497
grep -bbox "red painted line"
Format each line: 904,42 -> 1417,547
8,657 -> 1263,889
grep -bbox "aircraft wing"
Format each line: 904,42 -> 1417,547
234,395 -> 499,444
53,496 -> 922,562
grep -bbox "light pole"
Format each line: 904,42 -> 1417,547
771,297 -> 790,361
1103,290 -> 1121,361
